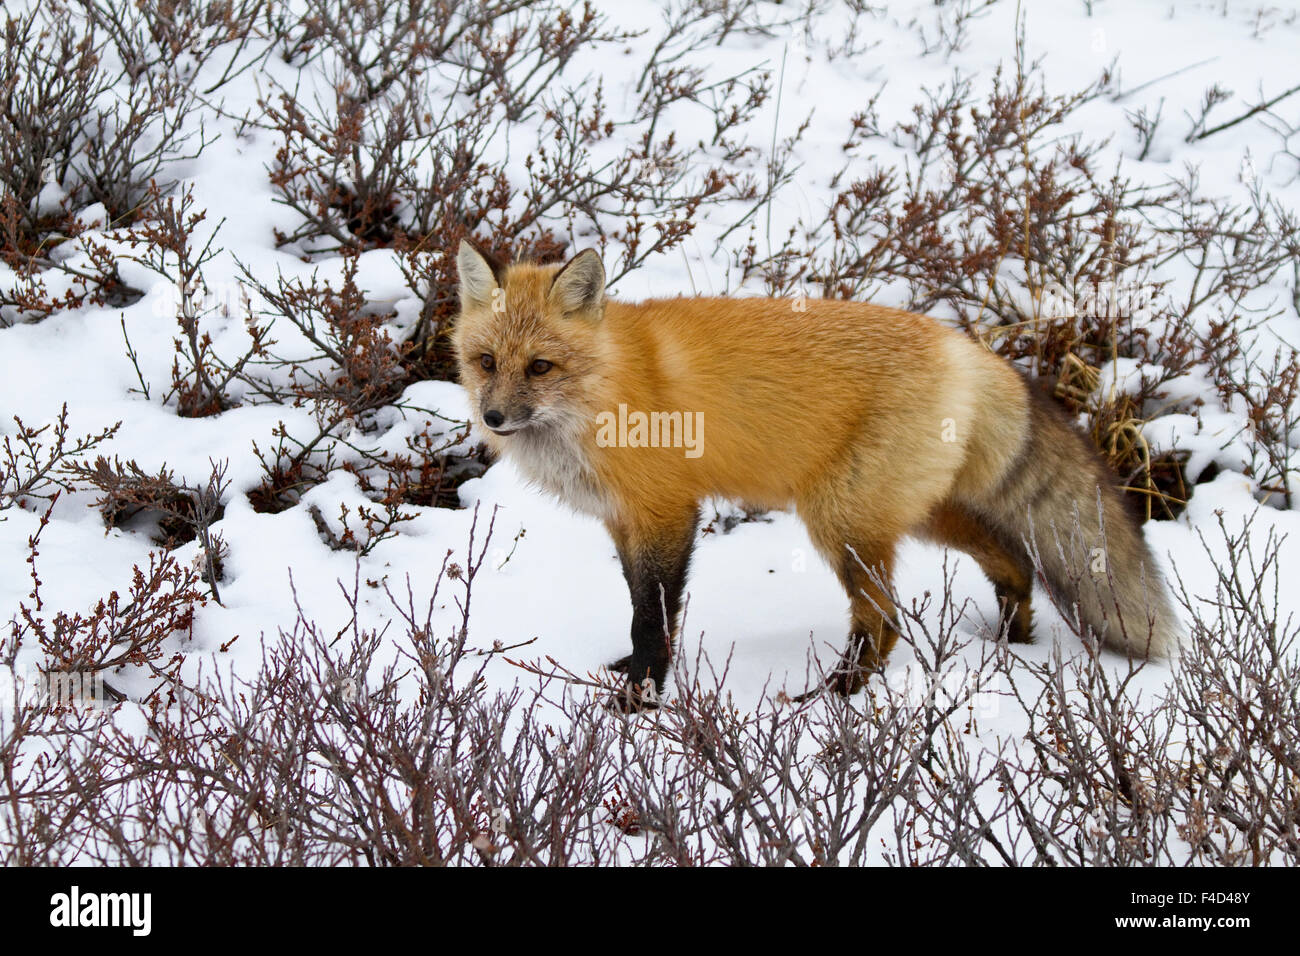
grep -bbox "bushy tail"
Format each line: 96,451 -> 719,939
979,382 -> 1180,658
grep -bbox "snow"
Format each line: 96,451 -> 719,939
1,0 -> 1299,864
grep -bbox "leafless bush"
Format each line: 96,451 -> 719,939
73,0 -> 269,96
908,0 -> 999,57
63,457 -> 230,594
0,404 -> 120,512
1200,333 -> 1300,509
1157,170 -> 1300,326
1166,514 -> 1300,864
260,2 -> 620,255
902,513 -> 1299,866
650,558 -> 997,866
241,255 -> 404,412
234,254 -> 481,513
1160,168 -> 1300,509
1,5 -> 207,225
0,3 -> 211,323
256,408 -> 478,518
257,0 -> 793,371
1184,79 -> 1300,145
1261,111 -> 1300,187
11,502 -> 206,703
989,649 -> 1179,865
2,505 -> 1297,865
127,187 -> 273,417
306,499 -> 415,557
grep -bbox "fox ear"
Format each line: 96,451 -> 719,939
549,249 -> 606,316
457,239 -> 505,310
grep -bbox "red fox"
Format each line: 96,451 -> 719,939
452,240 -> 1179,707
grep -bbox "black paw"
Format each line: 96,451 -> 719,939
607,654 -> 632,674
828,667 -> 866,697
605,678 -> 661,713
826,659 -> 878,698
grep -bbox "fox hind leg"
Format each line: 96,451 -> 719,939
800,520 -> 901,695
834,543 -> 901,693
926,503 -> 1034,643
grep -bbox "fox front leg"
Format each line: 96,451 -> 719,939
606,509 -> 699,711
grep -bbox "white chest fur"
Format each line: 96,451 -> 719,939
507,424 -> 611,519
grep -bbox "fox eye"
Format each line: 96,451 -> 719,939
529,359 -> 553,376
479,354 -> 495,372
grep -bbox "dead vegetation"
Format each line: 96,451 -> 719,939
735,22 -> 1299,521
2,509 -> 1296,865
1,0 -> 1297,867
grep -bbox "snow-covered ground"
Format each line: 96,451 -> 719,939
2,0 -> 1298,863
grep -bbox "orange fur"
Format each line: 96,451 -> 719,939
452,242 -> 1176,705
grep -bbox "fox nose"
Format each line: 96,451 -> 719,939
484,409 -> 505,428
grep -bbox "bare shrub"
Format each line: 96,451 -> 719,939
127,187 -> 273,417
728,22 -> 1295,521
73,0 -> 269,96
0,4 -> 210,323
1166,515 -> 1300,864
0,6 -> 207,228
11,503 -> 206,703
0,405 -> 121,512
259,2 -> 624,256
1200,333 -> 1300,509
908,0 -> 998,57
235,254 -> 482,513
63,456 -> 230,599
257,0 -> 794,372
1,506 -> 1297,865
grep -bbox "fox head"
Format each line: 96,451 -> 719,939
452,240 -> 607,441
